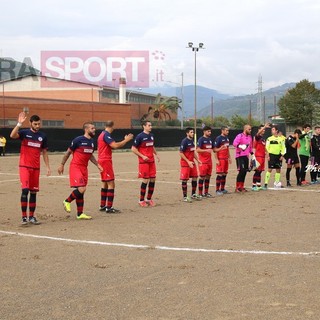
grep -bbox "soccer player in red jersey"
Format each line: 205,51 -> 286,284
251,124 -> 269,190
97,121 -> 133,213
10,112 -> 51,225
180,127 -> 202,202
58,122 -> 103,220
196,126 -> 214,197
213,126 -> 231,195
131,121 -> 160,207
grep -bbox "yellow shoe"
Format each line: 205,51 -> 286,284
63,200 -> 71,213
77,213 -> 92,220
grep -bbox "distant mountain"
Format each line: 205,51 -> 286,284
145,81 -> 320,120
143,85 -> 232,117
0,57 -> 40,81
198,81 -> 320,120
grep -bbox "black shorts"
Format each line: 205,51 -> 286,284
268,154 -> 282,169
285,154 -> 300,165
236,156 -> 249,171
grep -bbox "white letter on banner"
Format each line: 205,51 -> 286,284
83,57 -> 106,82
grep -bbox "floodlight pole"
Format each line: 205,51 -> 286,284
187,42 -> 204,144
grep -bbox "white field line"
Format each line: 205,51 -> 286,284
0,230 -> 319,257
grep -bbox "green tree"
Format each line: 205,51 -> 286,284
230,114 -> 260,129
278,79 -> 320,126
199,116 -> 230,128
140,94 -> 181,123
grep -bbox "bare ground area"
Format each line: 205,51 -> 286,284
0,150 -> 319,320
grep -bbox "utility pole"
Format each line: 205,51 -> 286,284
257,74 -> 263,123
211,96 -> 214,123
263,95 -> 266,123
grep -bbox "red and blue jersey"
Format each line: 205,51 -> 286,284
197,136 -> 213,163
18,129 -> 48,169
69,136 -> 95,167
254,134 -> 266,158
180,137 -> 195,166
214,135 -> 230,159
133,132 -> 155,163
98,131 -> 114,161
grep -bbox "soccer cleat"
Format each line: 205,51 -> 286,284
139,200 -> 149,207
241,188 -> 248,192
204,193 -> 213,198
146,200 -> 156,207
29,216 -> 40,225
105,207 -> 121,213
63,200 -> 71,213
99,206 -> 107,211
216,190 -> 223,196
261,184 -> 268,190
301,180 -> 310,185
221,190 -> 229,194
21,217 -> 28,225
191,194 -> 202,201
183,196 -> 193,203
251,186 -> 259,191
77,213 -> 92,220
234,188 -> 242,193
286,182 -> 292,187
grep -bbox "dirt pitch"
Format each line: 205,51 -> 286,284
0,149 -> 319,320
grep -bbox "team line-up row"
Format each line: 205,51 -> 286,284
9,112 -> 319,225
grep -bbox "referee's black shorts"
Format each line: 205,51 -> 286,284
268,154 -> 282,169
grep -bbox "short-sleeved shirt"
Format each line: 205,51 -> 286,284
266,135 -> 286,156
133,132 -> 155,163
18,129 -> 48,169
69,136 -> 95,167
180,137 -> 195,166
214,135 -> 229,160
197,136 -> 213,164
98,131 -> 115,161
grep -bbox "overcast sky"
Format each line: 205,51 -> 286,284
1,0 -> 320,95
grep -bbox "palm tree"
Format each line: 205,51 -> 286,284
140,93 -> 181,123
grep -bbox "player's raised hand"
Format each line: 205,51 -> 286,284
18,112 -> 27,124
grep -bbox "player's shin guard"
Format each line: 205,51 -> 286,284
191,180 -> 197,195
286,168 -> 291,182
182,181 -> 187,197
147,182 -> 155,201
198,178 -> 204,195
140,182 -> 147,201
275,172 -> 281,183
296,167 -> 300,184
106,189 -> 114,208
100,188 -> 108,208
265,171 -> 271,185
204,178 -> 210,194
29,192 -> 37,217
21,188 -> 29,217
220,176 -> 226,191
216,175 -> 221,191
76,193 -> 84,216
66,189 -> 82,203
253,170 -> 261,186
